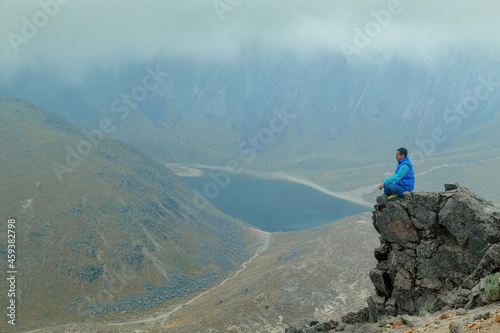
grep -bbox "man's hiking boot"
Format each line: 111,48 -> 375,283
387,194 -> 398,201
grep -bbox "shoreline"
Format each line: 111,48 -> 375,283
165,163 -> 374,208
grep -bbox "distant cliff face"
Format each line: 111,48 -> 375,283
3,53 -> 500,172
368,184 -> 500,320
4,54 -> 500,206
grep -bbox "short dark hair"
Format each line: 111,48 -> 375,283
397,147 -> 408,157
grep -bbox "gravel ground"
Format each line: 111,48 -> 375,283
377,302 -> 500,333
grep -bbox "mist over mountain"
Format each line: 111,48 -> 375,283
1,1 -> 500,205
1,1 -> 500,331
3,51 -> 500,204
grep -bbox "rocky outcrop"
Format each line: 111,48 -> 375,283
368,183 -> 500,320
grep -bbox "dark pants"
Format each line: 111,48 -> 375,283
384,183 -> 408,196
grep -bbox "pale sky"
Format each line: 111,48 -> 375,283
1,0 -> 499,80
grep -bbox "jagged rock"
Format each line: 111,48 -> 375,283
465,282 -> 486,309
338,323 -> 350,331
341,326 -> 354,333
312,322 -> 326,331
449,320 -> 461,333
369,268 -> 392,297
291,319 -> 312,328
300,328 -> 316,333
353,323 -> 379,333
463,244 -> 500,289
473,310 -> 490,321
444,183 -> 459,191
437,288 -> 469,309
401,314 -> 419,327
368,184 -> 500,320
328,319 -> 340,327
312,321 -> 338,331
341,307 -> 369,324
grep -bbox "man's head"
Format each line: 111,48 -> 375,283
396,148 -> 408,161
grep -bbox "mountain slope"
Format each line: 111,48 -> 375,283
0,97 -> 261,331
19,212 -> 379,333
3,52 -> 500,204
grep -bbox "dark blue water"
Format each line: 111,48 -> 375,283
181,174 -> 369,232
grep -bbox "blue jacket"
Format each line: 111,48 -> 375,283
395,157 -> 415,191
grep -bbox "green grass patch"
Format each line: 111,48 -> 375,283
484,272 -> 500,301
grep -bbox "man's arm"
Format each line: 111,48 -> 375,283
383,164 -> 410,185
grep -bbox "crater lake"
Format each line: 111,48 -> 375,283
181,173 -> 370,232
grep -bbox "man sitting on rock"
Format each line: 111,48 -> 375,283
378,147 -> 415,200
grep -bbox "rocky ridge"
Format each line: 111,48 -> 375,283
285,305 -> 500,332
286,184 -> 500,333
368,183 -> 500,318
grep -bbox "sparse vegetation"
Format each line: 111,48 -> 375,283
484,272 -> 500,301
377,315 -> 388,327
418,300 -> 435,314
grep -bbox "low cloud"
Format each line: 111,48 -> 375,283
1,0 -> 499,81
